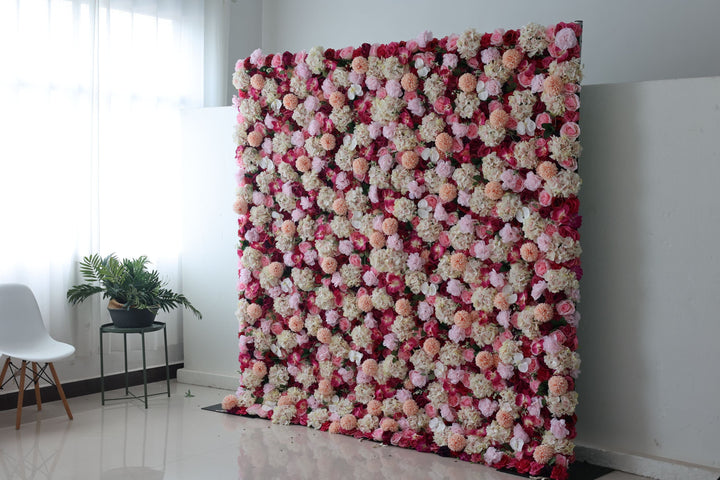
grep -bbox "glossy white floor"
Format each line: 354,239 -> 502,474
0,381 -> 650,480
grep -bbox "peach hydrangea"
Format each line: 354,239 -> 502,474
252,361 -> 267,377
401,72 -> 418,91
458,73 -> 477,93
520,242 -> 540,262
475,351 -> 494,370
447,433 -> 467,452
351,56 -> 369,74
423,337 -> 441,357
288,315 -> 304,332
380,418 -> 399,432
402,399 -> 419,416
250,73 -> 265,89
320,133 -> 336,151
329,91 -> 345,108
543,75 -> 564,96
317,327 -> 332,344
533,444 -> 555,464
489,108 -> 509,129
362,359 -> 379,376
382,217 -> 399,235
439,183 -> 458,202
353,157 -> 369,176
321,257 -> 338,274
395,298 -> 412,316
435,132 -> 453,153
332,198 -> 348,215
282,93 -> 298,110
454,311 -> 472,329
247,131 -> 263,147
537,160 -> 558,179
295,155 -> 311,172
549,375 -> 569,395
502,48 -> 523,70
367,399 -> 383,416
247,303 -> 262,320
534,303 -> 554,322
401,151 -> 419,169
484,181 -> 504,200
340,414 -> 357,430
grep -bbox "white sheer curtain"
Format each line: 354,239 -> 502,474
0,0 -> 228,355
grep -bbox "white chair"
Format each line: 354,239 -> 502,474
0,284 -> 74,429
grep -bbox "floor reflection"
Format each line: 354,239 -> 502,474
231,417 -> 517,480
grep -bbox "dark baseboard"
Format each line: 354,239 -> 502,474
0,363 -> 183,411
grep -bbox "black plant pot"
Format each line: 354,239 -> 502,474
107,307 -> 157,328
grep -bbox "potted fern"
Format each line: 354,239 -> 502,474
67,254 -> 202,328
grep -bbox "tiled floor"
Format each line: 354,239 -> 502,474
0,381 -> 652,480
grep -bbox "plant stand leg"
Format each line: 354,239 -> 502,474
141,331 -> 148,409
123,333 -> 129,395
31,362 -> 42,410
16,361 -> 26,430
100,328 -> 105,405
163,325 -> 170,397
49,363 -> 72,421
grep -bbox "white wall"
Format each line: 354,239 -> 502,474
178,107 -> 240,389
257,0 -> 720,86
576,77 -> 720,474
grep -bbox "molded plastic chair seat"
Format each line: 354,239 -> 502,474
0,283 -> 75,429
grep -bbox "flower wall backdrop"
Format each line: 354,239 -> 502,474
227,21 -> 582,479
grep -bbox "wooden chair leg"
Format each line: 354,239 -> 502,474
31,362 -> 42,411
0,357 -> 10,386
48,363 -> 72,421
16,361 -> 26,430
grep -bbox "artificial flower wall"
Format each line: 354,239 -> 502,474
227,22 -> 582,480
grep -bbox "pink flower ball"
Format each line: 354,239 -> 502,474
401,72 -> 419,91
501,49 -> 523,70
382,217 -> 399,235
475,351 -> 494,370
423,337 -> 441,357
450,252 -> 467,272
277,395 -> 294,406
351,56 -> 369,74
247,131 -> 263,147
402,399 -> 419,416
543,75 -> 564,96
494,293 -> 510,311
247,303 -> 262,320
395,298 -> 412,316
435,132 -> 453,153
548,375 -> 569,395
328,421 -> 341,434
250,73 -> 265,90
221,394 -> 238,411
447,433 -> 467,452
233,198 -> 248,215
439,183 -> 458,202
367,399 -> 383,416
332,198 -> 348,216
353,157 -> 369,176
534,303 -> 554,323
555,27 -> 578,50
380,418 -> 399,432
252,361 -> 267,377
320,133 -> 336,151
453,311 -> 471,329
340,414 -> 357,430
489,108 -> 509,129
520,242 -> 540,262
357,294 -> 373,313
533,444 -> 555,464
267,262 -> 283,278
458,73 -> 477,93
369,231 -> 386,249
288,315 -> 304,332
283,93 -> 299,110
321,257 -> 338,274
537,161 -> 558,180
317,379 -> 333,396
496,409 -> 514,428
361,358 -> 378,377
295,155 -> 311,172
281,220 -> 296,235
401,150 -> 419,169
484,181 -> 504,200
329,91 -> 345,109
316,327 -> 332,344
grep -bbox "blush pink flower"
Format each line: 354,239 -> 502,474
555,27 -> 578,50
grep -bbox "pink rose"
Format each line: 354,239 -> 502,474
536,112 -> 552,127
555,27 -> 578,50
339,46 -> 354,59
557,299 -> 576,316
270,54 -> 283,68
565,93 -> 580,111
560,121 -> 580,139
534,259 -> 549,276
490,28 -> 505,46
442,53 -> 458,69
539,189 -> 553,206
410,370 -> 427,388
349,254 -> 362,267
